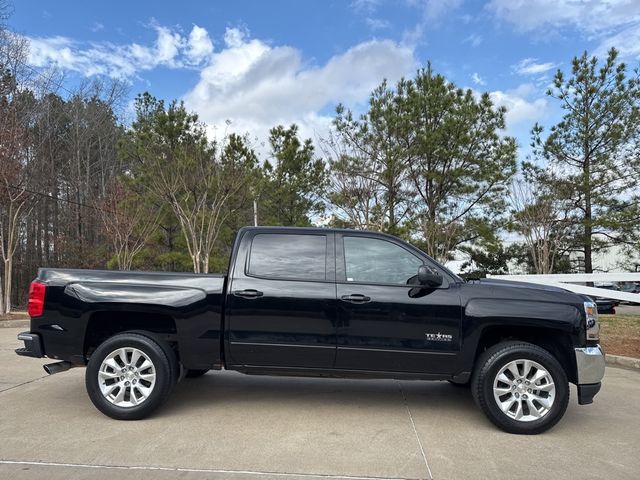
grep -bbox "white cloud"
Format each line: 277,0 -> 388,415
351,0 -> 381,14
27,24 -> 213,79
398,0 -> 463,48
423,0 -> 463,20
406,0 -> 463,21
366,17 -> 391,30
487,0 -> 640,33
463,33 -> 483,47
223,27 -> 247,49
471,72 -> 486,86
513,58 -> 557,76
488,0 -> 640,60
594,23 -> 640,60
154,26 -> 183,65
184,28 -> 416,152
90,22 -> 104,33
489,84 -> 548,128
186,25 -> 214,64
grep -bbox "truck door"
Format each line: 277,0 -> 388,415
225,230 -> 337,369
334,233 -> 462,374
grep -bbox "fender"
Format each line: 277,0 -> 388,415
458,290 -> 585,375
62,282 -> 222,370
64,282 -> 206,308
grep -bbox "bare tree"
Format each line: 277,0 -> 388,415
321,132 -> 384,230
509,178 -> 571,274
0,28 -> 39,314
95,180 -> 159,270
0,94 -> 36,313
332,97 -> 414,235
143,134 -> 257,273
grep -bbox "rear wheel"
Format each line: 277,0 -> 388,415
471,341 -> 569,434
86,332 -> 175,420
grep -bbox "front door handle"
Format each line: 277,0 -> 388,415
341,294 -> 371,303
233,289 -> 264,299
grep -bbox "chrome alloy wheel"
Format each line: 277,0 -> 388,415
492,359 -> 555,422
98,347 -> 156,408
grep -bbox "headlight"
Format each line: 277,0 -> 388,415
584,301 -> 600,341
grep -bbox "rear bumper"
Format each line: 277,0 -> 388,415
574,345 -> 605,405
15,332 -> 44,358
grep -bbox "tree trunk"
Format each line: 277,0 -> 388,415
0,274 -> 4,315
583,152 -> 593,274
3,258 -> 12,314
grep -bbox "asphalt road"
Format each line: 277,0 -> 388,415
1,327 -> 639,480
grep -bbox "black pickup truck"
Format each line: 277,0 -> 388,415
16,226 -> 605,434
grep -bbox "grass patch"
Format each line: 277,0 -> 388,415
599,315 -> 640,335
599,314 -> 640,358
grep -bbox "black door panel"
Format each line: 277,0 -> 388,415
335,283 -> 461,373
227,277 -> 337,367
335,233 -> 462,374
226,231 -> 338,369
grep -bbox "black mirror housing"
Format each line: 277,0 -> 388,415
417,265 -> 443,287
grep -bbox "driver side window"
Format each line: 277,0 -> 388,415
343,236 -> 423,285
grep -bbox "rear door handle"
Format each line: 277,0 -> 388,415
233,289 -> 264,299
341,294 -> 371,303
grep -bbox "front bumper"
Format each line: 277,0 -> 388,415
574,345 -> 605,405
15,332 -> 44,358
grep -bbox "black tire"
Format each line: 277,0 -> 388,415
471,341 -> 569,434
185,369 -> 209,378
126,330 -> 180,386
85,332 -> 176,420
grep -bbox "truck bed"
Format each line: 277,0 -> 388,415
30,268 -> 227,369
38,268 -> 225,293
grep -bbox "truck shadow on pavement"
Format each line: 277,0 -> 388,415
157,370 -> 600,437
160,370 -> 484,421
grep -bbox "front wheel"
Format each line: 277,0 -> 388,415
471,341 -> 569,434
86,332 -> 175,420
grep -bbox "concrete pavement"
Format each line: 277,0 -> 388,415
1,327 -> 639,480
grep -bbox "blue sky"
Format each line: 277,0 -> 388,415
8,0 -> 640,156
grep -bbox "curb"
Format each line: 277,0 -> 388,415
0,319 -> 29,329
606,354 -> 640,370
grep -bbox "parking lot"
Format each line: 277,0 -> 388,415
1,327 -> 639,480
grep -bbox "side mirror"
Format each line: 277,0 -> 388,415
417,265 -> 443,287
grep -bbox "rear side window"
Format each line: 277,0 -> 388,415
248,234 -> 327,281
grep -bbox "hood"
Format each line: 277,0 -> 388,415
477,278 -> 576,295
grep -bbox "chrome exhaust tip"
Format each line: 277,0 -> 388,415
43,361 -> 74,375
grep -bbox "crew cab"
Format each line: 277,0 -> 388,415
16,226 -> 605,434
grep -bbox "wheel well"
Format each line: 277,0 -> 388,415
475,326 -> 577,383
84,311 -> 178,360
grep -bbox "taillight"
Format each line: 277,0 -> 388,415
28,281 -> 46,317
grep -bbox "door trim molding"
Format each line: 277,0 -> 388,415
230,341 -> 335,349
338,346 -> 457,355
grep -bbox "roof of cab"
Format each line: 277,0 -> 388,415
238,225 -> 402,241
